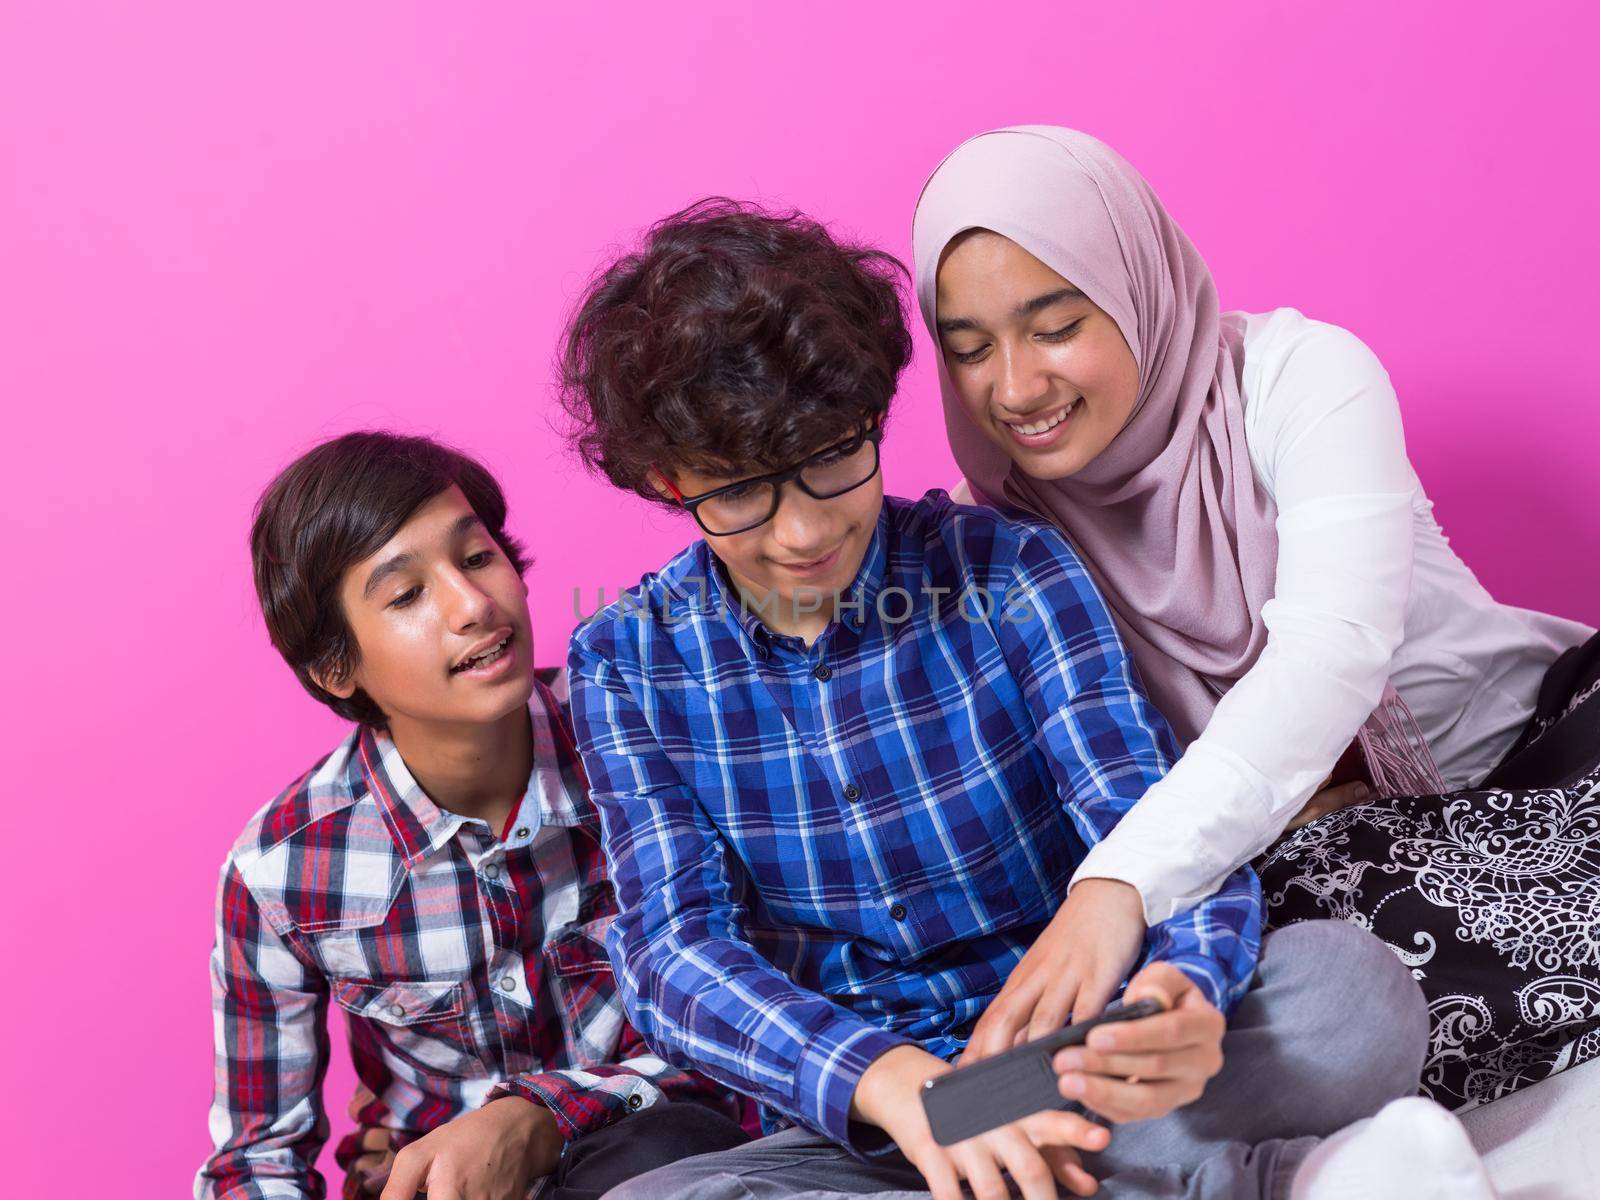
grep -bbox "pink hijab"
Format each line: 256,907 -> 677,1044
913,127 -> 1442,793
913,126 -> 1276,746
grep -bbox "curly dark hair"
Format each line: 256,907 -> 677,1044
559,197 -> 913,503
250,431 -> 530,727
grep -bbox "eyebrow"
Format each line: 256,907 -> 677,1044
936,287 -> 1087,336
361,513 -> 485,599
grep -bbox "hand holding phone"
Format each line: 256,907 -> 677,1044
921,997 -> 1164,1145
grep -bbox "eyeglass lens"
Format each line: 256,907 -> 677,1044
696,434 -> 878,535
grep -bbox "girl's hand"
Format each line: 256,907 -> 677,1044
961,878 -> 1146,1063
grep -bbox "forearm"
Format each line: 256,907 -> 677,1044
615,923 -> 911,1145
1073,642 -> 1391,924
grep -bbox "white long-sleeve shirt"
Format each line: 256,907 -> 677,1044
1042,307 -> 1593,924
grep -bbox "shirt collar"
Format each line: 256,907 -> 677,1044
356,684 -> 585,868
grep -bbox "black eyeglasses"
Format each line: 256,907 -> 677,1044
658,426 -> 884,537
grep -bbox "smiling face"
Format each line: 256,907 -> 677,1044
935,230 -> 1141,481
669,429 -> 884,641
317,485 -> 535,731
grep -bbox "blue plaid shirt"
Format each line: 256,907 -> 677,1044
569,492 -> 1261,1151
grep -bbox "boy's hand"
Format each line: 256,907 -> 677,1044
344,1127 -> 396,1198
377,1097 -> 563,1200
961,878 -> 1145,1063
344,1086 -> 396,1198
1051,963 -> 1225,1124
851,1044 -> 1105,1200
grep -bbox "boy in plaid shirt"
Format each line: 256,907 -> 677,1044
197,432 -> 743,1200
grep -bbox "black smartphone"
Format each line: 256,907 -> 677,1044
921,997 -> 1164,1146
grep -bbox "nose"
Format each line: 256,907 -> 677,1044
769,483 -> 837,556
441,566 -> 497,632
993,341 -> 1051,415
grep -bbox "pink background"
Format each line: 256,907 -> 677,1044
2,2 -> 1595,1193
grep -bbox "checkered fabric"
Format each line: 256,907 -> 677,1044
197,670 -> 730,1200
571,492 -> 1263,1153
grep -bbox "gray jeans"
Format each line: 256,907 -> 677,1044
603,921 -> 1428,1200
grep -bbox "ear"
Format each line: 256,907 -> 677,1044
649,466 -> 684,502
310,658 -> 360,700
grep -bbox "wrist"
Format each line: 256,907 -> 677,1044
849,1044 -> 947,1130
487,1096 -> 564,1175
1070,876 -> 1141,902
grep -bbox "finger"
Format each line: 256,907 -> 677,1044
359,1127 -> 392,1152
1018,1106 -> 1112,1155
1118,974 -> 1176,1015
1285,795 -> 1336,830
1290,782 -> 1370,829
348,1086 -> 376,1122
1024,971 -> 1083,1044
377,1149 -> 430,1200
965,975 -> 1048,1062
1085,1009 -> 1213,1056
1070,964 -> 1121,1024
989,1127 -> 1060,1200
951,1141 -> 1010,1200
354,1165 -> 395,1188
1040,1145 -> 1100,1197
904,1144 -> 964,1200
1061,1071 -> 1194,1123
1054,1042 -> 1214,1082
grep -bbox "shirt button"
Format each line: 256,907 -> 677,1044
626,1094 -> 644,1111
484,863 -> 500,879
515,827 -> 531,840
889,902 -> 907,921
389,1003 -> 405,1018
500,975 -> 517,992
813,664 -> 832,682
842,784 -> 861,802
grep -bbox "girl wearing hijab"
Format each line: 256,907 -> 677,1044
914,126 -> 1599,1111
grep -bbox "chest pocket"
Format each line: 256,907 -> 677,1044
332,978 -> 484,1079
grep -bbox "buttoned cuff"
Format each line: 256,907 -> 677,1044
489,1069 -> 662,1141
796,1019 -> 913,1156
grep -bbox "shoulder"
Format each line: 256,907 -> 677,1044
1229,308 -> 1407,492
228,730 -> 366,866
1233,307 -> 1392,410
888,490 -> 1090,591
568,542 -> 712,664
221,728 -> 379,929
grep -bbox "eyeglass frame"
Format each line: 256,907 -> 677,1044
655,424 -> 885,537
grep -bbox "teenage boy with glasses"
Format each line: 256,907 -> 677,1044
556,200 -> 1463,1200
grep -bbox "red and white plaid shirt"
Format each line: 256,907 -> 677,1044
197,670 -> 730,1200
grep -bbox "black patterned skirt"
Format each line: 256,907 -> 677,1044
1258,633 -> 1600,1112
